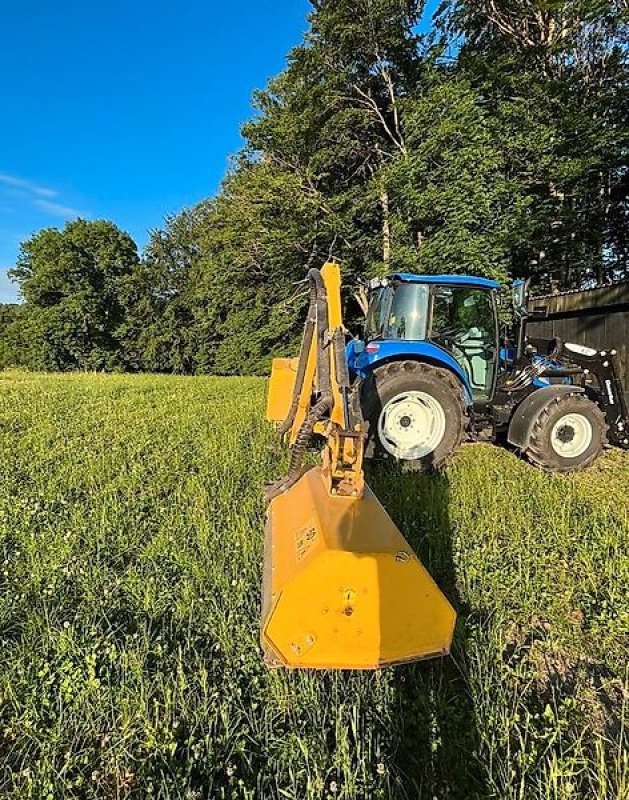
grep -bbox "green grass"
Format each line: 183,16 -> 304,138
0,371 -> 627,799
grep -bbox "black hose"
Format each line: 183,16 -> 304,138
264,267 -> 337,502
278,268 -> 331,434
332,328 -> 350,389
508,339 -> 563,392
287,394 -> 332,479
278,276 -> 318,435
264,394 -> 332,502
332,327 -> 352,429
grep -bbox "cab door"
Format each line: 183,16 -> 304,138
430,286 -> 499,402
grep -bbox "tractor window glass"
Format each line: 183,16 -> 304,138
431,287 -> 497,401
365,287 -> 390,340
383,283 -> 429,340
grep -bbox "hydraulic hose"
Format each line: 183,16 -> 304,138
264,267 -> 337,501
264,394 -> 333,502
504,338 -> 563,393
278,275 -> 318,435
332,327 -> 352,429
333,328 -> 350,389
278,268 -> 331,434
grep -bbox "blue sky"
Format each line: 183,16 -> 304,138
0,0 -> 313,302
1,0 -> 439,303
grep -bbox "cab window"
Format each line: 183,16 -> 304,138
431,286 -> 497,401
383,283 -> 429,340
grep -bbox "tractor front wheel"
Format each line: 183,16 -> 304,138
361,361 -> 467,471
522,393 -> 607,472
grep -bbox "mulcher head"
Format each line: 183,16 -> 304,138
261,466 -> 455,669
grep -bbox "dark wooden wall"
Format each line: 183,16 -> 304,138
527,307 -> 629,396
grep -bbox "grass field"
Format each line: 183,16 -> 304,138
0,371 -> 627,799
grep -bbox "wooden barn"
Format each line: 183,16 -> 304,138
526,282 -> 629,399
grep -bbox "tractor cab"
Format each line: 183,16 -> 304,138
357,274 -> 500,403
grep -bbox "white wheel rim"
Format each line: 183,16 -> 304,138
378,391 -> 446,460
550,413 -> 592,458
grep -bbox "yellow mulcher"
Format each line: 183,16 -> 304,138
262,263 -> 455,669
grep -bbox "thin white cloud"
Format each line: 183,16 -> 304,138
35,198 -> 86,218
0,170 -> 89,221
0,172 -> 58,198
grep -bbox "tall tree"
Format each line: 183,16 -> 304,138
384,75 -> 525,282
191,160 -> 324,375
439,0 -> 629,287
119,207 -> 208,374
10,220 -> 140,371
244,0 -> 431,280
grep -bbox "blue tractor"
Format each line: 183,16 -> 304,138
346,273 -> 629,472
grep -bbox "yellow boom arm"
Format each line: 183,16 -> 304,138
265,263 -> 364,498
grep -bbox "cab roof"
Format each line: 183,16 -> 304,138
392,273 -> 500,290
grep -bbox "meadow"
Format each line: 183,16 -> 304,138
0,371 -> 627,799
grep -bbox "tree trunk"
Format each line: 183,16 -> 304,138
380,187 -> 391,267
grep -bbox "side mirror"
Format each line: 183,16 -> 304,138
511,279 -> 529,317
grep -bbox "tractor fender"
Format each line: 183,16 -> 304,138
507,385 -> 585,450
350,340 -> 473,405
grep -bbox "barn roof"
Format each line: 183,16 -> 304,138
529,281 -> 629,315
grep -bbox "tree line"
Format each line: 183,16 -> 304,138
1,0 -> 627,374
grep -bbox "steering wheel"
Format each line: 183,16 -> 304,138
434,326 -> 466,351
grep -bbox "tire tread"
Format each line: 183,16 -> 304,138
524,393 -> 607,472
362,360 -> 468,471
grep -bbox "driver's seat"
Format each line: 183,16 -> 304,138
454,331 -> 491,400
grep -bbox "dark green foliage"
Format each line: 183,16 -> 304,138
193,163 -> 325,375
8,220 -> 140,371
384,76 -> 523,282
0,305 -> 25,369
4,0 -> 627,372
440,0 -> 629,287
121,208 -> 208,374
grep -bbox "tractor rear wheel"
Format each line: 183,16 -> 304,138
361,361 -> 466,471
523,393 -> 607,472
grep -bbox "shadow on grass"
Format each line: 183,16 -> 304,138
366,463 -> 488,800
